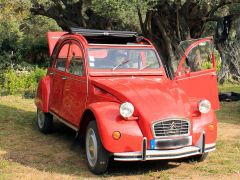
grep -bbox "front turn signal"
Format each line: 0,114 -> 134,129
112,131 -> 121,140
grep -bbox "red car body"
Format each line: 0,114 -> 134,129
35,29 -> 219,173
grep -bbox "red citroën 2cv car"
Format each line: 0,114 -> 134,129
35,28 -> 219,174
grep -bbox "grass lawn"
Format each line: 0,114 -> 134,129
0,85 -> 240,179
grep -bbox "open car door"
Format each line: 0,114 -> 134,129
174,37 -> 220,110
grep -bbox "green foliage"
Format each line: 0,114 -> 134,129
91,0 -> 152,31
0,67 -> 46,97
200,50 -> 221,73
0,0 -> 60,69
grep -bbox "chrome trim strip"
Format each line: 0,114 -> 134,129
205,143 -> 216,153
114,144 -> 216,161
50,112 -> 78,131
152,118 -> 190,138
176,71 -> 216,81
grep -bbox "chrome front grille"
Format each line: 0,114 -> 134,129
153,119 -> 190,138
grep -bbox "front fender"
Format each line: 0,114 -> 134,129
88,102 -> 143,153
192,109 -> 218,145
35,76 -> 51,113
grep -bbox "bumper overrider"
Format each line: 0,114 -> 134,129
114,132 -> 216,161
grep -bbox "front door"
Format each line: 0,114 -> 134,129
174,37 -> 220,110
49,42 -> 70,116
61,41 -> 87,126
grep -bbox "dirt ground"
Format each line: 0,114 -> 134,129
0,95 -> 240,180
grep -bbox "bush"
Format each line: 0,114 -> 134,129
0,67 -> 46,98
201,57 -> 221,73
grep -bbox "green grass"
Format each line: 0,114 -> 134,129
218,83 -> 240,93
217,83 -> 240,124
0,85 -> 240,179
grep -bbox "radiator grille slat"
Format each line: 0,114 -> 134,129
153,119 -> 190,137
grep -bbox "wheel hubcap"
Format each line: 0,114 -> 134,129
37,110 -> 45,129
86,128 -> 98,167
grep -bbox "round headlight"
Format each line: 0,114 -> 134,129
120,102 -> 134,118
198,99 -> 211,114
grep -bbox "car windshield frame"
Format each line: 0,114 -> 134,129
86,45 -> 163,75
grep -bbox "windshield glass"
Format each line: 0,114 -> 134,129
87,48 -> 161,70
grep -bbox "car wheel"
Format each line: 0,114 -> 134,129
188,153 -> 208,162
85,121 -> 109,174
37,109 -> 53,134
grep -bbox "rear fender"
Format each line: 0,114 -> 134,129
87,102 -> 143,153
35,76 -> 51,113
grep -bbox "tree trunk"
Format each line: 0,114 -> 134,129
217,41 -> 240,84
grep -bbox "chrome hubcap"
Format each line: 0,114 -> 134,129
86,128 -> 98,167
37,110 -> 45,129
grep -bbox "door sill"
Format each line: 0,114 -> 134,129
50,111 -> 79,131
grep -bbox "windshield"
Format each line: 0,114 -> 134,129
87,48 -> 161,70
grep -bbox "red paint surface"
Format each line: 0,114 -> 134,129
47,32 -> 68,56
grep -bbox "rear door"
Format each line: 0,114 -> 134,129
174,37 -> 220,110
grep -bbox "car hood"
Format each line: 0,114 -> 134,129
91,77 -> 191,137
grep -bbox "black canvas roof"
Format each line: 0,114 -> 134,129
69,28 -> 149,45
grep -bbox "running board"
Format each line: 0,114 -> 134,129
50,112 -> 79,131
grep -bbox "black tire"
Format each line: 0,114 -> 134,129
188,153 -> 208,162
37,109 -> 53,134
85,121 -> 109,174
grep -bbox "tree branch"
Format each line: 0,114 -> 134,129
136,5 -> 145,34
146,10 -> 153,35
60,0 -> 69,7
207,0 -> 240,17
176,0 -> 181,41
153,12 -> 175,64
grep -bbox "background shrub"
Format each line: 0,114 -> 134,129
0,66 -> 46,97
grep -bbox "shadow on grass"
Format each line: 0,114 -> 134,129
216,101 -> 240,125
0,103 -> 180,177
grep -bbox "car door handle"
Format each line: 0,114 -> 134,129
49,72 -> 54,76
62,76 -> 67,80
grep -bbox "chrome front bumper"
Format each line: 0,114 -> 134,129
114,132 -> 216,161
114,143 -> 216,161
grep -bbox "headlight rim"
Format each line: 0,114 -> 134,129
198,99 -> 211,114
119,102 -> 135,119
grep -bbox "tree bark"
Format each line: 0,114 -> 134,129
217,41 -> 240,84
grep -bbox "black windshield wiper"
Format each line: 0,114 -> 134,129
140,62 -> 156,70
112,59 -> 130,71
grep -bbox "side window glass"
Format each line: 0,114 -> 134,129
180,41 -> 213,75
50,47 -> 58,67
55,43 -> 70,71
68,43 -> 84,76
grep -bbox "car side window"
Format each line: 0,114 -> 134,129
68,43 -> 84,76
178,41 -> 213,75
55,43 -> 70,71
